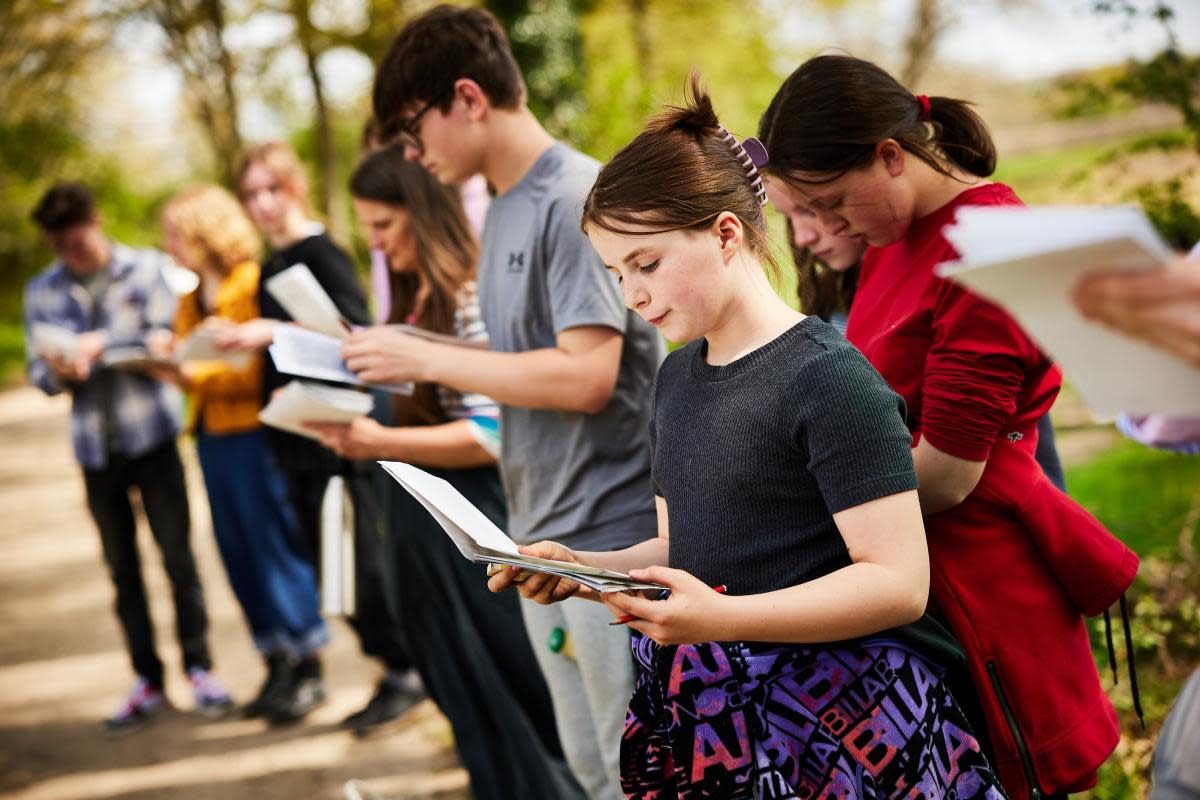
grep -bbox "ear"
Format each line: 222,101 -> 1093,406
712,211 -> 744,264
876,139 -> 905,177
455,78 -> 489,122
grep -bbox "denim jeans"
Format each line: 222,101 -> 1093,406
83,439 -> 210,687
196,429 -> 327,656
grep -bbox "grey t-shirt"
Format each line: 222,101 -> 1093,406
478,142 -> 665,549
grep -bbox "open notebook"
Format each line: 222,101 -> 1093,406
937,205 -> 1200,417
378,461 -> 663,593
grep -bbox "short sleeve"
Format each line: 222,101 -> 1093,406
922,277 -> 1041,461
541,197 -> 627,335
793,347 -> 918,514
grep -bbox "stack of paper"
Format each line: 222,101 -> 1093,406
937,205 -> 1200,417
265,263 -> 350,339
259,381 -> 374,440
268,324 -> 412,395
379,461 -> 663,593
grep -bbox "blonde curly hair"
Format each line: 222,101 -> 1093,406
161,184 -> 262,275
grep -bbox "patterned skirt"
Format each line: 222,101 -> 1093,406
620,634 -> 1008,799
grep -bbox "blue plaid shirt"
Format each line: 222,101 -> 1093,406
24,243 -> 183,470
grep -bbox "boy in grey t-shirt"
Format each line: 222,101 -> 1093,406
348,7 -> 663,799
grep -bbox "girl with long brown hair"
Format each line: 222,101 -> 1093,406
489,77 -> 1005,800
308,146 -> 582,800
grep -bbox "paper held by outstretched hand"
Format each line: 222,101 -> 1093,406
268,324 -> 412,395
102,328 -> 252,370
936,205 -> 1200,417
264,263 -> 351,340
377,461 -> 664,593
259,380 -> 374,440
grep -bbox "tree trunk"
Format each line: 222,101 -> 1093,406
900,0 -> 946,88
290,0 -> 338,233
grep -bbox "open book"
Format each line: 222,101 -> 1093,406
264,263 -> 351,340
378,461 -> 663,593
102,328 -> 252,370
268,324 -> 412,395
259,381 -> 374,440
937,205 -> 1200,417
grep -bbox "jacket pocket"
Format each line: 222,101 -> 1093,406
987,660 -> 1042,799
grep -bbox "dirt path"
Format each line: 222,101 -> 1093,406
0,386 -> 468,800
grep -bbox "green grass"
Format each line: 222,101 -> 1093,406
1065,439 -> 1200,559
0,320 -> 25,384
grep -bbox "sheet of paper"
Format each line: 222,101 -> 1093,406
377,461 -> 664,592
264,263 -> 350,339
268,324 -> 412,395
937,205 -> 1200,417
30,323 -> 79,360
174,328 -> 252,368
259,380 -> 374,440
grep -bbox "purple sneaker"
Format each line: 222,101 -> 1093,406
104,677 -> 168,735
188,667 -> 234,717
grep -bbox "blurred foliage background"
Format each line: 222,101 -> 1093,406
1,2 -> 1198,795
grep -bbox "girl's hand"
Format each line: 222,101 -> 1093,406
342,326 -> 436,385
603,566 -> 733,645
304,417 -> 385,460
145,329 -> 176,360
488,541 -> 591,604
215,318 -> 277,351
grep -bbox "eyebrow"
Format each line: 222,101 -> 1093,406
621,247 -> 649,266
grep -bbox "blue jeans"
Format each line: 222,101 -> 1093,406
196,428 -> 327,656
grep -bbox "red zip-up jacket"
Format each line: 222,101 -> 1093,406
845,183 -> 1138,797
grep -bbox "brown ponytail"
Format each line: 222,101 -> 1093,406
582,73 -> 779,277
758,54 -> 996,183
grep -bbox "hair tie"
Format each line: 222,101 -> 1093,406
717,127 -> 769,206
916,94 -> 932,119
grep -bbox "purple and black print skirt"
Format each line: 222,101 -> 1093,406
620,634 -> 1008,799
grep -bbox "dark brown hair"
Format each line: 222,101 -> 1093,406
758,54 -> 996,185
373,5 -> 525,143
32,182 -> 96,232
350,146 -> 478,425
582,74 -> 778,276
786,218 -> 859,321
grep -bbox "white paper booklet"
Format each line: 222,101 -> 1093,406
378,461 -> 664,593
259,380 -> 374,440
268,324 -> 412,395
264,263 -> 350,339
937,205 -> 1200,417
30,323 -> 80,361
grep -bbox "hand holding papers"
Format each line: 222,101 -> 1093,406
264,263 -> 351,339
102,327 -> 253,370
378,461 -> 664,593
269,324 -> 412,394
937,205 -> 1200,417
259,381 -> 374,440
30,323 -> 80,361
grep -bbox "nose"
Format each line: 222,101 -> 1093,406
792,221 -> 819,248
622,277 -> 650,311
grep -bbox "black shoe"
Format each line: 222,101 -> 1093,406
265,676 -> 327,725
265,656 -> 326,725
243,652 -> 293,719
341,677 -> 426,737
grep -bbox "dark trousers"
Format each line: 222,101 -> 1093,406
83,440 -> 211,688
282,465 -> 415,673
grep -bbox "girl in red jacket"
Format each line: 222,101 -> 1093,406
758,55 -> 1138,798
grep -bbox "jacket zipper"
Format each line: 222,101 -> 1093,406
987,661 -> 1042,800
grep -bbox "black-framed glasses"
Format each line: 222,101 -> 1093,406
395,87 -> 454,154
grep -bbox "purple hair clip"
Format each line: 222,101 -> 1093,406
718,127 -> 769,207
